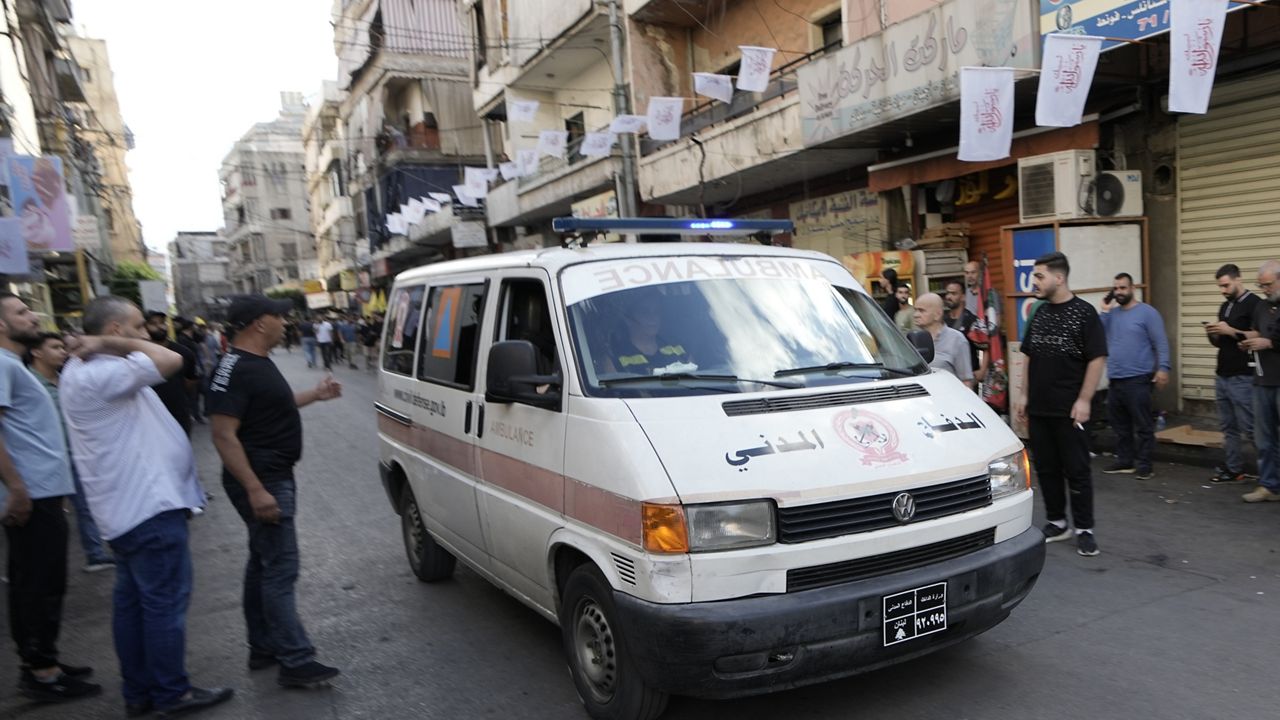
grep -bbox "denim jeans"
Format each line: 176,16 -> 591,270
1254,385 -> 1280,492
301,337 -> 317,367
68,467 -> 111,564
1108,374 -> 1155,473
108,510 -> 192,708
1216,374 -> 1256,474
223,475 -> 315,668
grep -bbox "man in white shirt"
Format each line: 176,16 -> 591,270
314,315 -> 334,371
913,292 -> 975,389
61,296 -> 233,719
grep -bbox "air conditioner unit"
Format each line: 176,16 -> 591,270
1017,150 -> 1095,223
1094,170 -> 1143,217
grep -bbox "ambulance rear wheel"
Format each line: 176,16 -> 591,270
559,565 -> 668,720
401,489 -> 455,582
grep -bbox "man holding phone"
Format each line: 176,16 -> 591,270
1204,264 -> 1259,484
1099,273 -> 1170,480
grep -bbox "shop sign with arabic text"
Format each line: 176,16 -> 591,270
1040,0 -> 1247,51
798,0 -> 1035,147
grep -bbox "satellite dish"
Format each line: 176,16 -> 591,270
1095,173 -> 1126,216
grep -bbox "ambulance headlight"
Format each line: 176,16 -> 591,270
685,501 -> 775,552
989,450 -> 1031,499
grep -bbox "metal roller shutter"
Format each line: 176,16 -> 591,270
1177,73 -> 1280,404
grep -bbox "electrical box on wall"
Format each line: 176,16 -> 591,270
1017,150 -> 1095,223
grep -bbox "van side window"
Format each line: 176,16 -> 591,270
497,279 -> 558,376
418,283 -> 487,389
382,285 -> 426,375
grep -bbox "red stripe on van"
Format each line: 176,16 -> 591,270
380,415 -> 643,547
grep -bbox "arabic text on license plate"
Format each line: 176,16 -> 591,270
882,581 -> 947,647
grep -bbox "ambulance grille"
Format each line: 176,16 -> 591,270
775,475 -> 992,543
721,383 -> 929,416
787,528 -> 996,592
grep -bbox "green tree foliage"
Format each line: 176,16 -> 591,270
108,260 -> 164,305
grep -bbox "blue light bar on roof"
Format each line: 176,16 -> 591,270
551,217 -> 794,236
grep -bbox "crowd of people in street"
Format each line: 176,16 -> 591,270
1,293 -> 346,717
289,312 -> 382,373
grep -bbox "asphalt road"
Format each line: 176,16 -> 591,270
3,349 -> 1278,720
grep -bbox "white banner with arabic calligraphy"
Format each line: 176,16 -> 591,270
1169,0 -> 1228,114
958,67 -> 1015,162
1036,34 -> 1102,127
797,0 -> 1034,147
736,46 -> 777,92
646,97 -> 685,141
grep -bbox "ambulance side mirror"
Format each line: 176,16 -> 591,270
486,340 -> 561,410
908,330 -> 935,364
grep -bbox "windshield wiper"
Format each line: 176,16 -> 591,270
600,372 -> 802,389
774,361 -> 916,378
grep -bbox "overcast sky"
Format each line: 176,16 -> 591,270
72,0 -> 338,254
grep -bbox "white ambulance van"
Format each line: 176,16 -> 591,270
376,242 -> 1044,720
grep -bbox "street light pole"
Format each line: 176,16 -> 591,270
605,0 -> 638,219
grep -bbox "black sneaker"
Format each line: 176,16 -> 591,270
126,700 -> 153,717
1042,523 -> 1073,543
155,687 -> 234,719
1211,468 -> 1245,483
1077,531 -> 1100,557
18,671 -> 103,703
1135,468 -> 1154,481
277,661 -> 340,688
248,650 -> 277,671
1103,462 -> 1135,474
56,663 -> 93,679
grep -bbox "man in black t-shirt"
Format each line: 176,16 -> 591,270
1240,260 -> 1280,503
1014,252 -> 1108,557
944,280 -> 982,382
145,311 -> 197,435
1204,264 -> 1260,483
207,295 -> 343,689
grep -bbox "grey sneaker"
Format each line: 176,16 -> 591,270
1242,486 -> 1280,503
1076,531 -> 1100,557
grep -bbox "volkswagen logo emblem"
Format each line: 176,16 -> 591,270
892,492 -> 917,522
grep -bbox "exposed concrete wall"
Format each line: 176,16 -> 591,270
508,0 -> 593,66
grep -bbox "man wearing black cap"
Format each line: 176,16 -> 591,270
207,295 -> 343,688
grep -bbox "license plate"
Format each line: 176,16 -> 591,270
882,582 -> 947,646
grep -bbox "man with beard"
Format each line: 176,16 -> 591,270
145,312 -> 198,435
1014,252 -> 1108,557
944,279 -> 984,385
0,292 -> 100,702
964,260 -> 983,316
1099,273 -> 1170,481
1239,260 -> 1280,503
1204,264 -> 1260,484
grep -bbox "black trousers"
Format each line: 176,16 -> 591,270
1108,374 -> 1155,472
1028,415 -> 1095,529
319,342 -> 334,369
6,497 -> 69,669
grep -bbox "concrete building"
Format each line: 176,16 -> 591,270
219,92 -> 317,293
169,231 -> 234,320
331,0 -> 491,286
66,35 -> 145,264
302,80 -> 357,287
467,0 -> 627,246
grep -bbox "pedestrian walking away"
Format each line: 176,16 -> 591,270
361,313 -> 383,371
24,332 -> 114,572
338,314 -> 359,369
0,291 -> 101,703
208,294 -> 344,688
1204,264 -> 1260,484
60,296 -> 234,718
1014,253 -> 1108,557
314,315 -> 334,371
299,317 -> 317,369
1239,260 -> 1280,503
1099,272 -> 1170,480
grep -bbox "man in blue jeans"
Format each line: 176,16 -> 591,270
209,295 -> 343,688
61,296 -> 233,718
1204,264 -> 1260,483
1240,260 -> 1280,503
1099,272 -> 1170,481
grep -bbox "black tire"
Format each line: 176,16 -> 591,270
559,565 -> 668,720
400,488 -> 456,582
